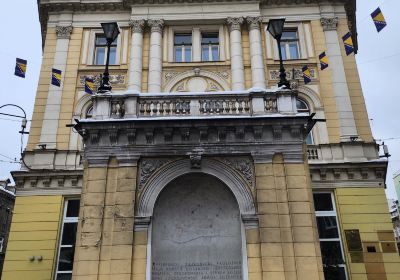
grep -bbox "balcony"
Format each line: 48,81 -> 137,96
90,88 -> 301,120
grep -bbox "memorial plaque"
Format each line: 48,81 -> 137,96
152,174 -> 243,280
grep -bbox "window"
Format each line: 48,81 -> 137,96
174,33 -> 192,62
280,30 -> 300,60
86,106 -> 93,119
296,99 -> 314,144
94,35 -> 117,65
314,192 -> 347,280
55,199 -> 80,280
201,33 -> 219,61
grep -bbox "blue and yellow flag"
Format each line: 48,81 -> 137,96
14,58 -> 27,78
302,66 -> 311,85
51,68 -> 62,87
342,32 -> 354,56
85,77 -> 95,94
319,52 -> 329,71
371,7 -> 387,32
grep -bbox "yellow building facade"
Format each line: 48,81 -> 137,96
3,0 -> 400,280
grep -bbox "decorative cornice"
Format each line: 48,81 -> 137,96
227,17 -> 244,32
129,19 -> 145,34
320,17 -> 338,31
55,25 -> 73,39
246,16 -> 263,31
148,19 -> 164,33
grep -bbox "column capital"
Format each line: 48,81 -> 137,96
246,16 -> 263,30
227,17 -> 244,32
320,17 -> 338,31
129,19 -> 145,34
55,25 -> 73,39
148,19 -> 164,33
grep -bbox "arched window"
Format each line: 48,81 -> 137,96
296,99 -> 314,144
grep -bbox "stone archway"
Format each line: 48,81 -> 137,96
151,173 -> 243,280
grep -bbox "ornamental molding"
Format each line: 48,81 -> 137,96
269,68 -> 316,81
79,74 -> 125,87
246,16 -> 263,30
138,158 -> 175,190
55,25 -> 73,39
320,17 -> 339,31
148,19 -> 164,33
214,157 -> 254,188
227,17 -> 244,32
129,19 -> 145,33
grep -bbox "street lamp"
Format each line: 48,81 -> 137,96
267,18 -> 290,89
97,22 -> 120,94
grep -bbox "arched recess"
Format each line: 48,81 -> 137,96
137,158 -> 256,226
163,69 -> 231,92
297,85 -> 329,144
68,93 -> 93,151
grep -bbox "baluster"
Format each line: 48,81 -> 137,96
237,99 -> 243,113
199,100 -> 205,113
145,101 -> 151,115
244,99 -> 250,112
139,101 -> 145,115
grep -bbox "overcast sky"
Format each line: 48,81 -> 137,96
0,1 -> 399,199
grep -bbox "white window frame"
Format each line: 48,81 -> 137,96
0,237 -> 4,253
55,199 -> 80,280
84,29 -> 122,66
314,192 -> 348,280
265,22 -> 313,60
166,25 -> 225,63
201,32 -> 220,62
173,32 -> 193,62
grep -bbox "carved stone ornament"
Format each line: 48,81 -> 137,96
139,158 -> 173,189
148,19 -> 164,33
269,68 -> 316,81
246,16 -> 263,30
129,19 -> 145,33
216,157 -> 254,188
55,25 -> 73,39
189,154 -> 202,169
227,17 -> 244,32
320,17 -> 339,31
79,74 -> 125,86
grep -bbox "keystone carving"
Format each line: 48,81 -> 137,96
56,25 -> 73,39
129,19 -> 145,33
320,17 -> 339,31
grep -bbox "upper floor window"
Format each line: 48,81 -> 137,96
201,33 -> 219,62
280,30 -> 300,60
313,192 -> 347,280
55,199 -> 80,280
296,99 -> 314,144
94,35 -> 117,65
174,33 -> 192,62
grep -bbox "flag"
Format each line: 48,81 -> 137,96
342,32 -> 354,56
51,68 -> 62,87
319,52 -> 329,70
85,77 -> 95,94
302,66 -> 311,84
371,7 -> 387,32
14,58 -> 27,78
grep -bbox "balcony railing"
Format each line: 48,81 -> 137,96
91,89 -> 300,120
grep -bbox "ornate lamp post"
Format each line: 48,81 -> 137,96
267,18 -> 290,89
97,22 -> 120,93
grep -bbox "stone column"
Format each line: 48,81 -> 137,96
38,25 -> 72,149
147,19 -> 164,93
227,17 -> 245,91
128,19 -> 145,92
246,16 -> 266,89
320,17 -> 358,141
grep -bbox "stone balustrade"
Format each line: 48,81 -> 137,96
91,89 -> 299,120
